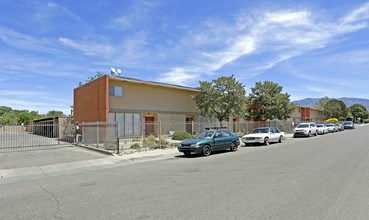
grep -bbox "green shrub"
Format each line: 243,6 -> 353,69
104,139 -> 117,150
130,143 -> 141,149
148,135 -> 156,142
143,138 -> 155,147
279,123 -> 285,131
156,138 -> 168,145
171,131 -> 192,140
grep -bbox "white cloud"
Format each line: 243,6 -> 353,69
341,2 -> 369,24
157,68 -> 200,86
0,26 -> 61,54
157,3 -> 369,85
110,0 -> 160,30
59,37 -> 115,57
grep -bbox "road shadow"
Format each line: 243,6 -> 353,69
175,149 -> 233,158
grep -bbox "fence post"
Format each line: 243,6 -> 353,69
57,123 -> 60,145
116,122 -> 120,154
159,120 -> 161,149
82,122 -> 85,144
191,120 -> 194,136
96,121 -> 99,148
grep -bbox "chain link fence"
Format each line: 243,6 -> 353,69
0,123 -> 75,152
80,120 -> 297,154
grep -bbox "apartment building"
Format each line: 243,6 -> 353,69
74,75 -> 207,137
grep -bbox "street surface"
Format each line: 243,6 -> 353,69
1,125 -> 369,220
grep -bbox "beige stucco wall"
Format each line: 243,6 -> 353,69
158,114 -> 186,135
310,109 -> 325,121
289,107 -> 301,120
109,79 -> 200,114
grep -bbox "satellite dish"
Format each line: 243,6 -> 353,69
117,69 -> 122,76
110,67 -> 116,75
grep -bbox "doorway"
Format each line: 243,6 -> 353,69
144,117 -> 155,136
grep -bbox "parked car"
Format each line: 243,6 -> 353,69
316,124 -> 328,134
325,124 -> 336,132
343,121 -> 355,129
337,123 -> 344,131
334,124 -> 339,132
242,127 -> 285,146
293,122 -> 317,137
177,129 -> 240,156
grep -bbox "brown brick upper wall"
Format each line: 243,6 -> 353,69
73,75 -> 109,123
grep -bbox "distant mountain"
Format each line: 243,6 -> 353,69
293,97 -> 369,110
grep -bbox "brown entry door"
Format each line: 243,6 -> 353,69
233,118 -> 237,132
145,117 -> 155,136
186,117 -> 193,134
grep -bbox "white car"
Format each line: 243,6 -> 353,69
316,124 -> 328,135
242,127 -> 285,146
325,124 -> 336,133
293,122 -> 317,137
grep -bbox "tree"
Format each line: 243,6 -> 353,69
323,99 -> 347,119
349,104 -> 369,122
248,81 -> 295,121
46,110 -> 65,118
313,96 -> 329,110
0,112 -> 18,125
79,71 -> 104,87
17,111 -> 43,124
193,75 -> 248,125
0,106 -> 12,116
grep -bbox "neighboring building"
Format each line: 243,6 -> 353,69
289,106 -> 325,123
30,116 -> 74,140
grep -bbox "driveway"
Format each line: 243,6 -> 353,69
0,146 -> 106,170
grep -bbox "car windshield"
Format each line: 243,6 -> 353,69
297,124 -> 309,128
317,125 -> 323,127
197,130 -> 215,139
344,122 -> 352,125
251,128 -> 269,133
326,124 -> 334,127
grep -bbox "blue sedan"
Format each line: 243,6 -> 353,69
178,129 -> 240,156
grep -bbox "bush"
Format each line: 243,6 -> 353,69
130,143 -> 141,149
148,135 -> 156,142
143,138 -> 155,147
156,138 -> 168,145
171,131 -> 192,140
104,139 -> 117,150
279,123 -> 285,131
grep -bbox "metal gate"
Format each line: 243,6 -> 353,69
0,124 -> 75,152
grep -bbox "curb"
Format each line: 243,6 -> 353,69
77,144 -> 115,156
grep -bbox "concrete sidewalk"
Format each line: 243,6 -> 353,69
0,146 -> 181,183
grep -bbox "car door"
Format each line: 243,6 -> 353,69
269,128 -> 276,142
221,130 -> 232,148
212,131 -> 224,150
272,128 -> 280,142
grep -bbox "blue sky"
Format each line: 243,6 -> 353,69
1,0 -> 369,114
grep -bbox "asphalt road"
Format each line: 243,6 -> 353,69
1,125 -> 368,220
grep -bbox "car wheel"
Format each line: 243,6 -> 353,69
183,152 -> 191,156
230,142 -> 238,151
279,136 -> 284,143
264,137 -> 270,146
202,145 -> 211,156
315,131 -> 318,136
308,131 -> 311,137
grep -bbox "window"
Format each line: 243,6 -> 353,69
108,112 -> 141,137
298,109 -> 301,113
221,130 -> 230,137
109,86 -> 123,96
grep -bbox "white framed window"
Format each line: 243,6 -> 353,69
109,86 -> 123,96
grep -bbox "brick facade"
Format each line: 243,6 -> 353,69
73,75 -> 109,123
